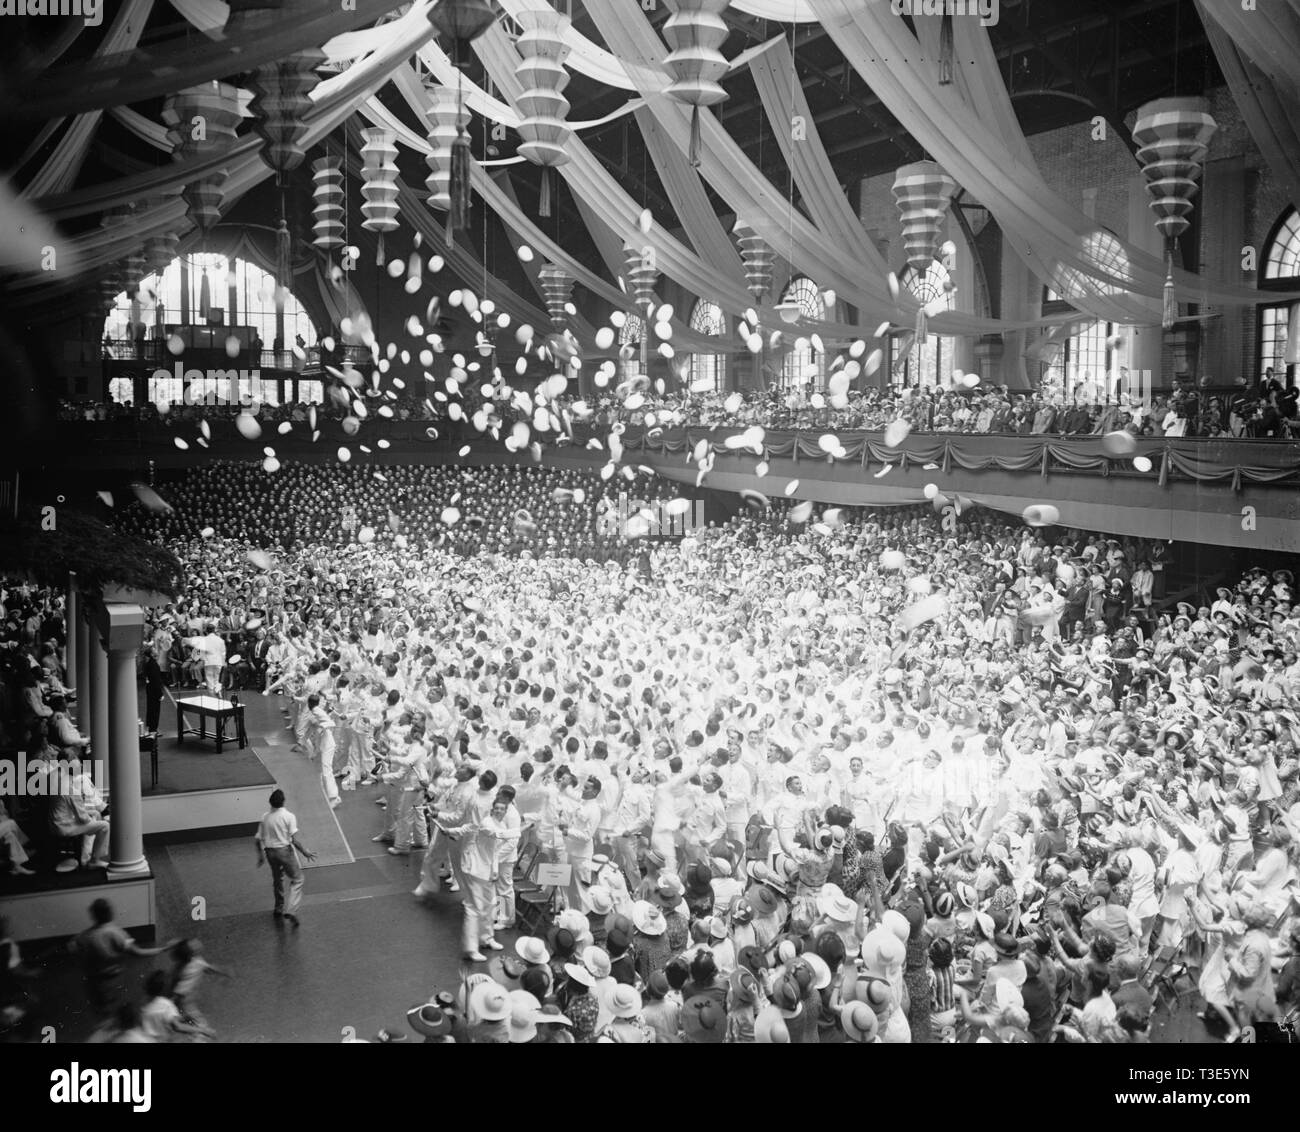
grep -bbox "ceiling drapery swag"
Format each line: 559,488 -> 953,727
1133,98 -> 1218,330
513,8 -> 573,218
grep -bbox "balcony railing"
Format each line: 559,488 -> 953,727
101,340 -> 372,371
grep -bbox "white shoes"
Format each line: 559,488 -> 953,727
482,939 -> 503,951
464,951 -> 486,963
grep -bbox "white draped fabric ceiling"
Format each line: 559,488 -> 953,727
7,0 -> 1298,347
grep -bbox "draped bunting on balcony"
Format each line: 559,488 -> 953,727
598,425 -> 1300,490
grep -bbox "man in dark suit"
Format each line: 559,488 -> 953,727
143,645 -> 165,736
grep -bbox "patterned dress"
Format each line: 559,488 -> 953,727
565,989 -> 600,1044
664,910 -> 689,955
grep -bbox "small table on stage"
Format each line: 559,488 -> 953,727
175,694 -> 246,753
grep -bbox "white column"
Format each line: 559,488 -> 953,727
107,639 -> 147,876
89,628 -> 109,774
92,601 -> 148,878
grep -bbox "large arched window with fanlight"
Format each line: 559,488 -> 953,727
106,252 -> 315,347
1259,207 -> 1300,386
894,261 -> 956,390
779,276 -> 827,389
687,299 -> 726,392
105,252 -> 317,405
618,313 -> 644,381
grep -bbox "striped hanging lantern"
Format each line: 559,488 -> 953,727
623,242 -> 660,313
624,242 -> 660,376
892,160 -> 958,343
162,82 -> 243,242
359,127 -> 400,265
733,220 -> 774,304
311,155 -> 345,250
122,249 -> 147,302
1133,98 -> 1217,330
98,266 -> 124,316
662,0 -> 730,167
514,9 -> 572,219
228,0 -> 324,178
144,231 -> 179,278
539,264 -> 574,329
425,84 -> 468,213
427,0 -> 499,46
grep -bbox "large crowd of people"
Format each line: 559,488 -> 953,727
58,365 -> 1298,441
4,456 -> 1299,1043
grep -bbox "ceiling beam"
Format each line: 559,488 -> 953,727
719,10 -> 923,164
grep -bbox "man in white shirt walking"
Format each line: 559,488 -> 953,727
254,789 -> 317,928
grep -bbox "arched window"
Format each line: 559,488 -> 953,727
618,313 -> 645,380
1039,286 -> 1124,402
894,261 -> 957,390
1259,207 -> 1300,385
779,276 -> 828,389
687,299 -> 726,392
106,252 -> 317,406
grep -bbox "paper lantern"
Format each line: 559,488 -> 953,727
661,0 -> 730,166
514,9 -> 572,218
892,161 -> 958,273
892,160 -> 957,343
623,243 -> 659,313
424,84 -> 468,213
121,250 -> 147,302
1133,98 -> 1217,330
539,264 -> 573,328
425,2 -> 495,234
162,82 -> 243,240
359,127 -> 400,264
311,155 -> 344,250
98,267 -> 124,315
427,0 -> 498,50
228,1 -> 323,177
733,220 -> 774,304
143,230 -> 180,278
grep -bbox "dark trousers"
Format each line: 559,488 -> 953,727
145,683 -> 163,732
266,845 -> 304,915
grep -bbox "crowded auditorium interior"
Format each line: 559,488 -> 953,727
2,0 -> 1300,1060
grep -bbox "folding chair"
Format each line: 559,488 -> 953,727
514,841 -> 561,936
1142,944 -> 1196,1015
